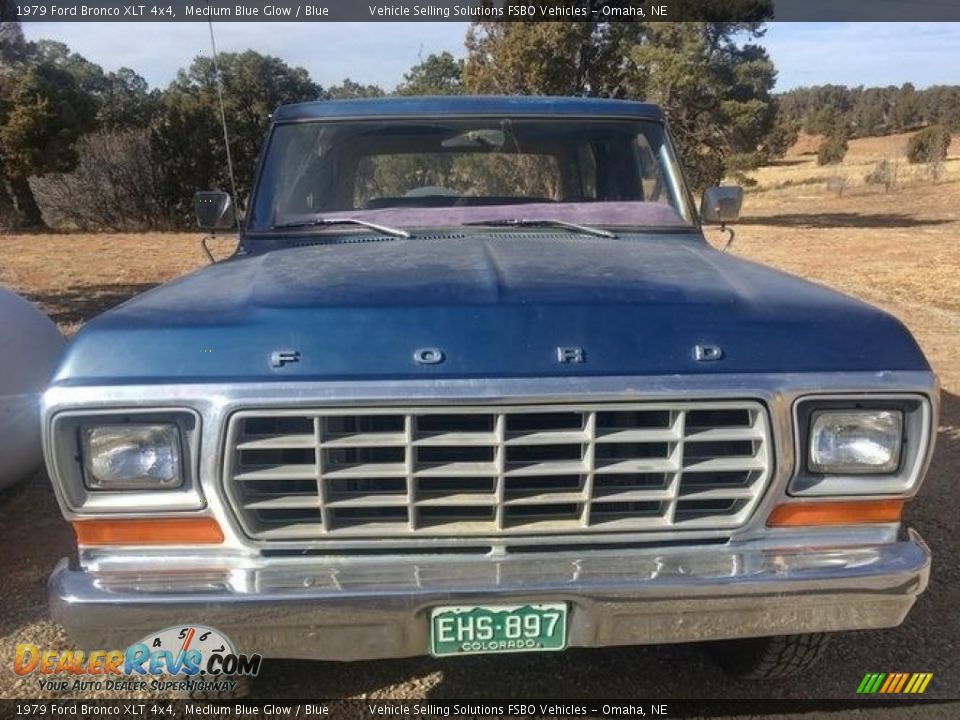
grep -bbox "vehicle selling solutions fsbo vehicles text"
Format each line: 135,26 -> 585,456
366,4 -> 594,17
367,4 -> 487,17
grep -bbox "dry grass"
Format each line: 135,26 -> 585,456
0,234 -> 237,335
755,132 -> 960,193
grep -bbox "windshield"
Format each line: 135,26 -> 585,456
248,117 -> 695,233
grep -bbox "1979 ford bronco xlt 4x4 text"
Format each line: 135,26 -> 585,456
44,96 -> 935,678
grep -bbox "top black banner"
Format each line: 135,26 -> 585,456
5,0 -> 960,22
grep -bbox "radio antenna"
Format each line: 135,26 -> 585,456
207,19 -> 239,211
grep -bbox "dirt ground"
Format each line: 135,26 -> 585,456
1,139 -> 959,703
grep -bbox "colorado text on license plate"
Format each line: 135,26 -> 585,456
429,603 -> 568,657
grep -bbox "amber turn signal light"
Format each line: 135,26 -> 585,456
767,499 -> 904,527
73,517 -> 224,545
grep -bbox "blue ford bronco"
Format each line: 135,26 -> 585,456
44,96 -> 936,678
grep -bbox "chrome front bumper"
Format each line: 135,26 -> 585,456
50,531 -> 930,661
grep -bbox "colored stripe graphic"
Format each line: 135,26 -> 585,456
857,672 -> 932,694
879,674 -> 896,693
893,673 -> 910,693
857,673 -> 885,694
905,673 -> 933,694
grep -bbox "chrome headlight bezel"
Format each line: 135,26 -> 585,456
48,408 -> 204,513
791,395 -> 932,497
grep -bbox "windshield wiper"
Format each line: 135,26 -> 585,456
270,217 -> 411,238
463,218 -> 617,239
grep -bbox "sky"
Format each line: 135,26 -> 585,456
20,22 -> 960,93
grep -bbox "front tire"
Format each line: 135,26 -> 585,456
706,633 -> 832,679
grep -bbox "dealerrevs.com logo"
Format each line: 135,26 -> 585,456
14,625 -> 262,694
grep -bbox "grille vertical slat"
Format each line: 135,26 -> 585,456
225,401 -> 772,541
314,417 -> 330,532
581,410 -> 597,528
404,414 -> 415,532
494,414 -> 506,531
664,409 -> 685,525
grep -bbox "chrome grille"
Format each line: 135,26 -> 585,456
223,402 -> 773,541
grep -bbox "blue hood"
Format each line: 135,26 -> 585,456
52,234 -> 928,385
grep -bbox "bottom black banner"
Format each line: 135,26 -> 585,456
1,698 -> 955,720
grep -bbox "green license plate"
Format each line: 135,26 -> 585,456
429,603 -> 568,657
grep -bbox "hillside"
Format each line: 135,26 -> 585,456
749,131 -> 960,194
787,131 -> 957,159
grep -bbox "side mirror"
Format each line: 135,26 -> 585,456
194,191 -> 235,231
700,186 -> 744,224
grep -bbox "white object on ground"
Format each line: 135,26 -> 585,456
0,288 -> 65,488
